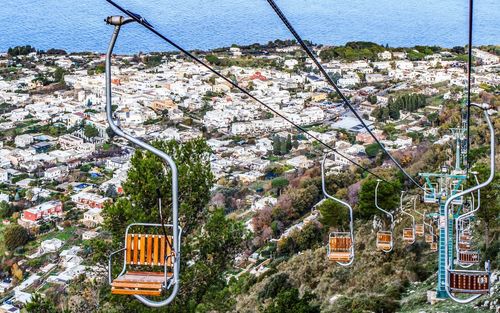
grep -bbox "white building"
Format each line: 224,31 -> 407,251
82,208 -> 104,227
44,166 -> 68,180
14,134 -> 33,148
0,169 -> 8,183
40,238 -> 63,253
377,51 -> 392,60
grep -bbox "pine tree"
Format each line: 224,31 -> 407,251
273,136 -> 281,155
280,139 -> 288,155
286,134 -> 292,151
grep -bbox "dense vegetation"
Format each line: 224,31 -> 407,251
319,41 -> 386,62
7,45 -> 36,56
372,93 -> 427,122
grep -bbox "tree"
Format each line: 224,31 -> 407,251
382,123 -> 397,139
53,66 -> 65,83
365,143 -> 381,158
102,138 -> 247,311
280,139 -> 288,155
4,224 -> 30,251
206,54 -> 221,66
294,221 -> 323,251
265,288 -> 320,313
357,178 -> 401,220
427,112 -> 439,127
11,263 -> 23,282
25,293 -> 58,313
105,184 -> 118,199
258,273 -> 292,300
273,135 -> 281,155
271,177 -> 289,195
388,98 -> 400,120
0,201 -> 12,218
451,46 -> 465,54
473,163 -> 499,257
105,126 -> 115,140
318,198 -> 349,228
286,134 -> 292,151
83,124 -> 99,138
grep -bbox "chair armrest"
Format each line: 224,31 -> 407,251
108,247 -> 126,284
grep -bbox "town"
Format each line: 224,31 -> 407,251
0,41 -> 498,312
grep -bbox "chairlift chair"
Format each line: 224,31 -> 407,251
104,15 -> 182,308
321,154 -> 354,266
415,224 -> 425,237
376,231 -> 393,251
109,223 -> 182,296
425,234 -> 434,243
443,104 -> 494,303
430,242 -> 438,252
328,232 -> 353,263
374,180 -> 394,252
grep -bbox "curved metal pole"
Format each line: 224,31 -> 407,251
400,191 -> 416,244
105,16 -> 180,308
321,153 -> 354,266
375,180 -> 394,252
456,173 -> 480,268
413,196 -> 428,238
444,105 -> 495,303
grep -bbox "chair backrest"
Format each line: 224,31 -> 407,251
329,236 -> 352,251
403,229 -> 414,239
449,271 -> 489,294
459,251 -> 480,263
377,232 -> 391,243
126,234 -> 173,267
425,234 -> 433,243
415,224 -> 424,235
431,242 -> 437,250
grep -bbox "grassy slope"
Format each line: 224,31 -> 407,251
235,219 -> 497,313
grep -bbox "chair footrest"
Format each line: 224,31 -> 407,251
112,288 -> 162,296
377,244 -> 392,251
329,252 -> 351,262
111,271 -> 173,296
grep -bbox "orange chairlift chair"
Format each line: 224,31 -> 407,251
422,209 -> 438,251
322,153 -> 354,266
456,173 -> 481,268
374,180 -> 394,252
105,15 -> 182,308
444,104 -> 494,303
399,192 -> 416,244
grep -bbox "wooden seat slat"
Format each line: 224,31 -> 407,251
126,235 -> 132,264
133,235 -> 139,264
111,288 -> 161,296
112,282 -> 163,289
154,235 -> 159,265
140,235 -> 146,265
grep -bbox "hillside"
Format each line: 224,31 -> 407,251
232,217 -> 499,312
